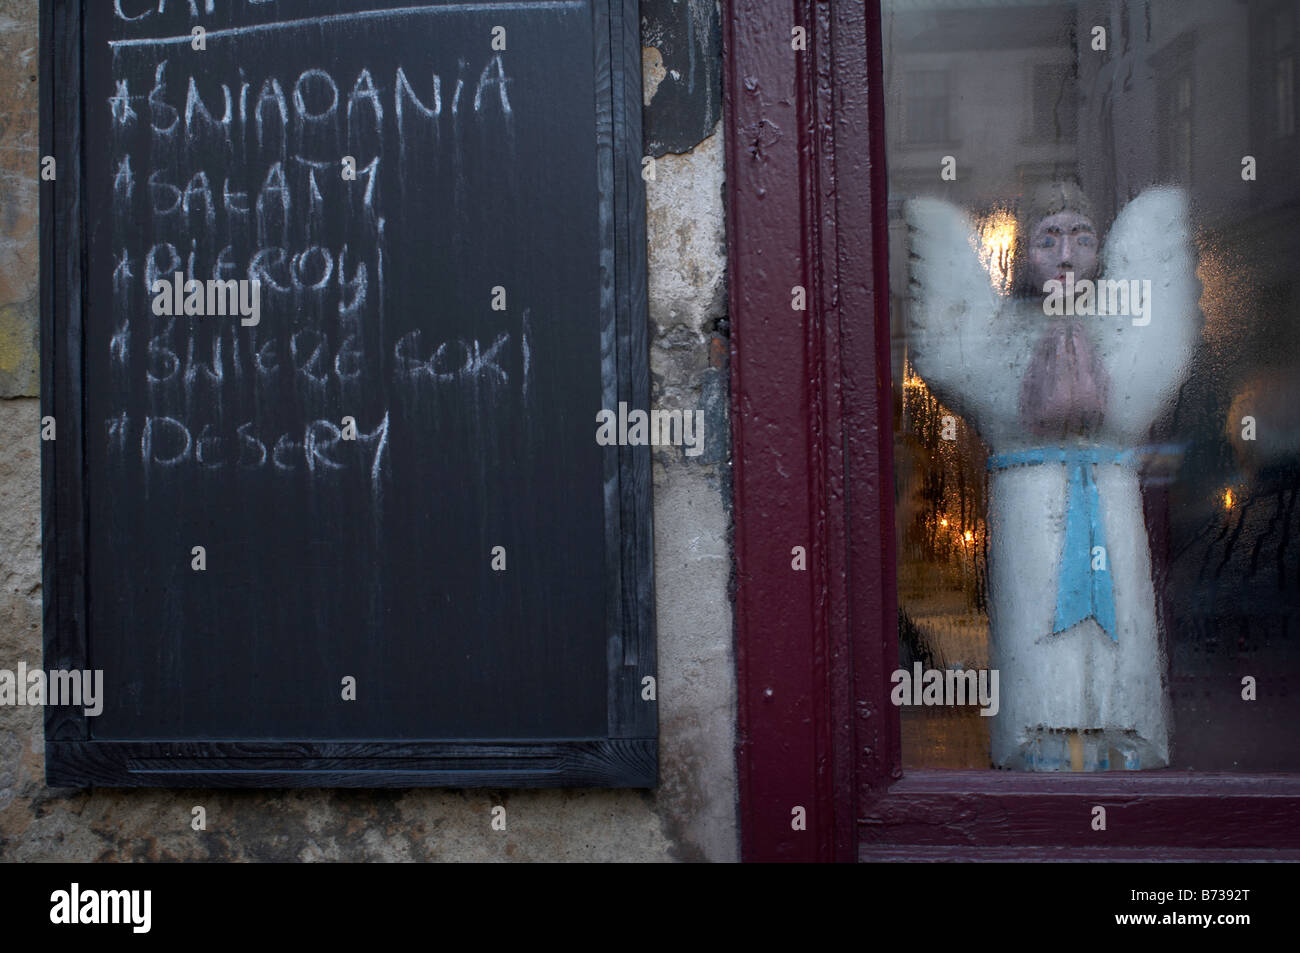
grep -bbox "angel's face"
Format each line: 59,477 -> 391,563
1028,211 -> 1098,292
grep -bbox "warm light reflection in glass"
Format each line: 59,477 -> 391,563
903,357 -> 928,394
1195,244 -> 1253,346
975,208 -> 1017,294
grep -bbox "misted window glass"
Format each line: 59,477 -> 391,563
884,0 -> 1300,771
905,69 -> 953,143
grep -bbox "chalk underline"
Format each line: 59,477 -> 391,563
107,0 -> 585,48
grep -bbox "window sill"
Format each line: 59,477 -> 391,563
860,769 -> 1300,852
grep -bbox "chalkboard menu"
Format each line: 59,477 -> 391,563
41,0 -> 655,787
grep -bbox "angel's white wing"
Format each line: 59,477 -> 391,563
903,197 -> 1035,445
1093,186 -> 1202,443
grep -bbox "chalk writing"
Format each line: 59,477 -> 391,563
107,28 -> 528,489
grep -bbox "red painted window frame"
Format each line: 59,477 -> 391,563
724,0 -> 1300,863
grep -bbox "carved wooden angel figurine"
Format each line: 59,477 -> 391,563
903,182 -> 1202,770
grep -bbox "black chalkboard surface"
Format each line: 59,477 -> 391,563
41,0 -> 654,786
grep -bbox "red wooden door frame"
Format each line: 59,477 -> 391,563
724,0 -> 1300,863
725,0 -> 894,863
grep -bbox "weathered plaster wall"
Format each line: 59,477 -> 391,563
0,3 -> 734,861
0,2 -> 38,399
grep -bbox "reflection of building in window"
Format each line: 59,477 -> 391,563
1278,57 -> 1296,136
1274,6 -> 1296,137
1030,63 -> 1077,143
904,69 -> 951,143
1159,67 -> 1193,185
1176,76 -> 1192,180
1247,1 -> 1299,211
884,2 -> 1076,205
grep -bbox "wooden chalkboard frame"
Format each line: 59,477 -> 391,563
40,0 -> 656,788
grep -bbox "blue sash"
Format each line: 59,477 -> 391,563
986,445 -> 1173,641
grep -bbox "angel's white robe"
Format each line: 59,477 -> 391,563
903,188 -> 1202,770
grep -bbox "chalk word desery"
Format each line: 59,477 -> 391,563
110,412 -> 390,479
595,402 -> 705,457
1042,275 -> 1154,326
890,663 -> 1000,716
50,884 -> 151,934
0,663 -> 104,716
152,272 -> 261,326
